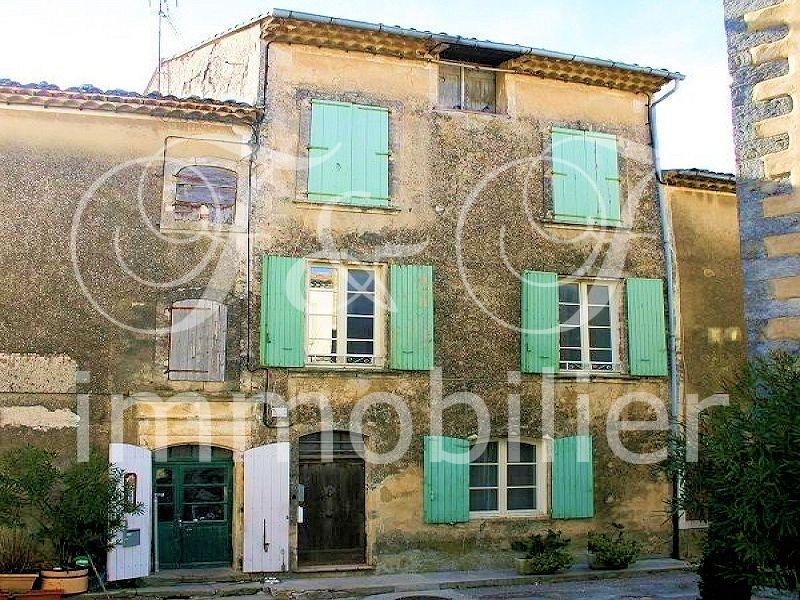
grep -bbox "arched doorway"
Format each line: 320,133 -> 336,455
153,445 -> 234,569
298,431 -> 366,566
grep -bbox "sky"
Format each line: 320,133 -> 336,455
0,0 -> 735,172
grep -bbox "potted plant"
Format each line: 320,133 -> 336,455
0,447 -> 139,595
586,523 -> 641,570
511,529 -> 574,575
0,528 -> 40,592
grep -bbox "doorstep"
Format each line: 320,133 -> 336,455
82,558 -> 690,600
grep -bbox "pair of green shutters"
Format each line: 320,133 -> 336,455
521,272 -> 668,376
307,99 -> 390,207
423,435 -> 594,523
551,128 -> 621,226
260,256 -> 433,370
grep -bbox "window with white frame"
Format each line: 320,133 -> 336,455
306,263 -> 383,366
558,281 -> 617,372
469,440 -> 545,516
438,64 -> 497,113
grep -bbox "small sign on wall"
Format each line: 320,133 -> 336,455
122,528 -> 141,548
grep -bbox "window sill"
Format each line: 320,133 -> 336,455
159,222 -> 247,234
552,371 -> 659,382
470,511 -> 548,521
433,107 -> 509,119
291,197 -> 402,214
542,218 -> 629,232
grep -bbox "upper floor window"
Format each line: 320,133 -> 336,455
306,263 -> 384,367
558,281 -> 617,372
174,165 -> 237,225
469,439 -> 545,516
168,299 -> 227,381
307,100 -> 390,208
551,128 -> 621,227
438,64 -> 497,113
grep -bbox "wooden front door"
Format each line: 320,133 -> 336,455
153,446 -> 233,569
297,432 -> 366,566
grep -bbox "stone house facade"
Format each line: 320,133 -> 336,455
0,10 -> 734,576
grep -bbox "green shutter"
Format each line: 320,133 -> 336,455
350,105 -> 390,207
308,100 -> 352,203
423,435 -> 469,524
552,435 -> 594,519
626,278 -> 668,376
260,255 -> 306,367
389,265 -> 434,370
520,271 -> 559,374
551,127 -> 620,226
308,100 -> 389,207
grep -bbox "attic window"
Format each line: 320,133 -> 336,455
174,165 -> 237,225
438,64 -> 496,113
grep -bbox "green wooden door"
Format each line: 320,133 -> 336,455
154,448 -> 233,569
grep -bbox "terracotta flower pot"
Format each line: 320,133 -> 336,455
39,570 -> 88,596
0,574 -> 38,593
16,591 -> 63,600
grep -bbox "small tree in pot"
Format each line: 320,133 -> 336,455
511,530 -> 574,575
0,447 -> 140,594
586,523 -> 640,570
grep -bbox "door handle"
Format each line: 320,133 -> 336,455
263,519 -> 270,553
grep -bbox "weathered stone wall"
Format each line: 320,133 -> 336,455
725,0 -> 800,356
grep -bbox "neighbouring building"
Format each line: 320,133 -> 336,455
1,9 -> 737,578
725,0 -> 800,356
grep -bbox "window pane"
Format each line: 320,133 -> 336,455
310,266 -> 336,289
559,305 -> 581,326
590,349 -> 613,363
559,284 -> 580,304
348,294 -> 375,315
589,327 -> 612,349
471,441 -> 498,463
560,348 -> 582,362
507,464 -> 535,486
308,315 -> 337,339
469,488 -> 498,511
507,442 -> 535,463
588,306 -> 611,327
308,338 -> 337,357
156,486 -> 174,504
347,269 -> 375,292
587,285 -> 610,305
158,503 -> 174,522
182,504 -> 224,522
347,340 -> 374,356
559,326 -> 581,348
308,289 -> 336,315
155,468 -> 172,484
470,464 -> 498,487
347,317 -> 374,340
184,468 -> 225,485
507,488 -> 536,510
184,486 -> 225,503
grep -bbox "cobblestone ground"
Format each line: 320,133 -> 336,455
459,572 -> 798,600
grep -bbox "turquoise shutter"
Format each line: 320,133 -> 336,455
626,278 -> 668,376
590,132 -> 621,224
552,435 -> 594,519
520,271 -> 559,373
350,105 -> 389,206
307,100 -> 352,202
260,255 -> 306,367
423,435 -> 469,524
551,128 -> 588,221
389,265 -> 434,370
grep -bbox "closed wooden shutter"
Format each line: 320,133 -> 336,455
520,271 -> 559,374
260,255 -> 306,367
626,278 -> 668,376
308,100 -> 389,207
423,436 -> 469,524
389,265 -> 434,371
168,299 -> 226,381
551,127 -> 620,226
551,435 -> 594,519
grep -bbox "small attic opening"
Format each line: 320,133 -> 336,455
438,43 -> 522,67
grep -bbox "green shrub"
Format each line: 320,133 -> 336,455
0,528 -> 40,573
511,529 -> 574,574
587,523 -> 640,569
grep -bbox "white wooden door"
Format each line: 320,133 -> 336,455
243,442 -> 290,572
107,444 -> 152,581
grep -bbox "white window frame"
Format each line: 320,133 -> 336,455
304,261 -> 386,368
558,279 -> 620,374
469,439 -> 548,519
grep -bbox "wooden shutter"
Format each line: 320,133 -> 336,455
520,271 -> 559,374
389,265 -> 434,371
351,105 -> 390,206
168,299 -> 226,381
590,132 -> 621,224
243,442 -> 290,573
423,436 -> 469,524
551,435 -> 594,519
260,256 -> 306,367
308,100 -> 352,203
626,278 -> 668,376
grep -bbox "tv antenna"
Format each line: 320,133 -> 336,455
150,0 -> 179,93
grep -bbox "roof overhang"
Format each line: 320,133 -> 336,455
662,169 -> 737,193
